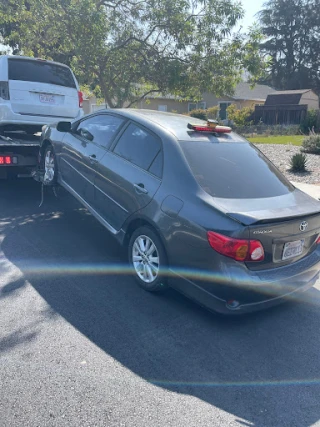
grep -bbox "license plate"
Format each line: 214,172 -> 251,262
39,94 -> 56,104
282,240 -> 304,260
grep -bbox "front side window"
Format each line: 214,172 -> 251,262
9,59 -> 76,88
113,123 -> 161,173
77,114 -> 125,149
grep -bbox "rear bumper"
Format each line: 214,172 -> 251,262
0,145 -> 39,178
0,104 -> 83,127
169,250 -> 320,315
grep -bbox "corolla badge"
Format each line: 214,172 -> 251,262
300,221 -> 308,232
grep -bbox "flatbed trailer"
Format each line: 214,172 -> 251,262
0,133 -> 40,179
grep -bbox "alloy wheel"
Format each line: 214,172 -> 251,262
132,235 -> 160,283
44,150 -> 55,183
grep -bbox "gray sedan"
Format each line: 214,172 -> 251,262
37,109 -> 320,314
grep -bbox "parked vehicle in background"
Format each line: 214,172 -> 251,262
0,55 -> 83,135
36,110 -> 320,314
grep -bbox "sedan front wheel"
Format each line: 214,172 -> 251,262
128,226 -> 168,292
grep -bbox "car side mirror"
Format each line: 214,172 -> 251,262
79,128 -> 94,142
57,121 -> 72,133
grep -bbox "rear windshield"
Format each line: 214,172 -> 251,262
8,59 -> 76,88
181,141 -> 293,199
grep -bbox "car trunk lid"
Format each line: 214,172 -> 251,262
210,189 -> 320,271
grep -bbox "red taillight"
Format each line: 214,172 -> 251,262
316,235 -> 320,244
0,156 -> 12,164
207,231 -> 264,262
78,91 -> 83,108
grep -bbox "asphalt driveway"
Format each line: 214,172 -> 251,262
1,180 -> 320,427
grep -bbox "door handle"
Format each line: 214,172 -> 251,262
88,154 -> 98,164
134,183 -> 148,194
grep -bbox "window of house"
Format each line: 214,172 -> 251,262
188,103 -> 197,112
188,102 -> 206,112
158,105 -> 167,112
197,102 -> 206,110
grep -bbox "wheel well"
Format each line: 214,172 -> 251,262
41,139 -> 52,156
124,218 -> 167,251
39,140 -> 52,168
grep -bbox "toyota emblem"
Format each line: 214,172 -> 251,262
300,221 -> 308,232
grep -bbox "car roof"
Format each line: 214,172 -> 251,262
105,109 -> 247,143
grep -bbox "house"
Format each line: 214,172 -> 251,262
139,93 -> 190,114
202,82 -> 275,120
254,89 -> 319,125
82,82 -> 276,117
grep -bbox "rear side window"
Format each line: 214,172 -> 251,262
181,141 -> 293,199
8,59 -> 76,88
113,123 -> 161,173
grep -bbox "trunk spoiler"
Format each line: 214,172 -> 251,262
208,189 -> 320,226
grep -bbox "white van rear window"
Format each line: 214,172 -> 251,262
8,59 -> 76,89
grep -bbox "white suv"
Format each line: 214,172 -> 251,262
0,55 -> 83,134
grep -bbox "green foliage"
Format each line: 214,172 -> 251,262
188,109 -> 207,120
290,153 -> 307,172
258,0 -> 320,92
302,134 -> 320,154
0,0 -> 265,108
207,106 -> 219,120
300,110 -> 320,134
226,104 -> 254,126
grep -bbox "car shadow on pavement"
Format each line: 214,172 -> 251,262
2,179 -> 320,426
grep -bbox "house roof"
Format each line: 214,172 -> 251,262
265,93 -> 303,106
232,82 -> 275,101
269,89 -> 311,95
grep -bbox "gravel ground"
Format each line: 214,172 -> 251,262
254,143 -> 320,185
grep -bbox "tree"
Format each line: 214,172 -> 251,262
258,0 -> 320,92
0,0 -> 265,107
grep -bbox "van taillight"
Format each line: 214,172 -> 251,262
0,82 -> 10,100
78,91 -> 83,108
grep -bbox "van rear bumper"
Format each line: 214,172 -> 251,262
0,105 -> 83,127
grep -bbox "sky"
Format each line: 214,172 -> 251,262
239,0 -> 265,30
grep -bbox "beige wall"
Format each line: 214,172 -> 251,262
300,91 -> 319,110
139,98 -> 189,114
202,93 -> 263,109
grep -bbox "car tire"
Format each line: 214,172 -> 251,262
43,144 -> 57,185
128,226 -> 168,292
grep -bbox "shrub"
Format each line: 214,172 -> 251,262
290,153 -> 307,172
302,134 -> 320,154
226,104 -> 254,126
188,109 -> 207,120
207,106 -> 219,120
300,110 -> 320,134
